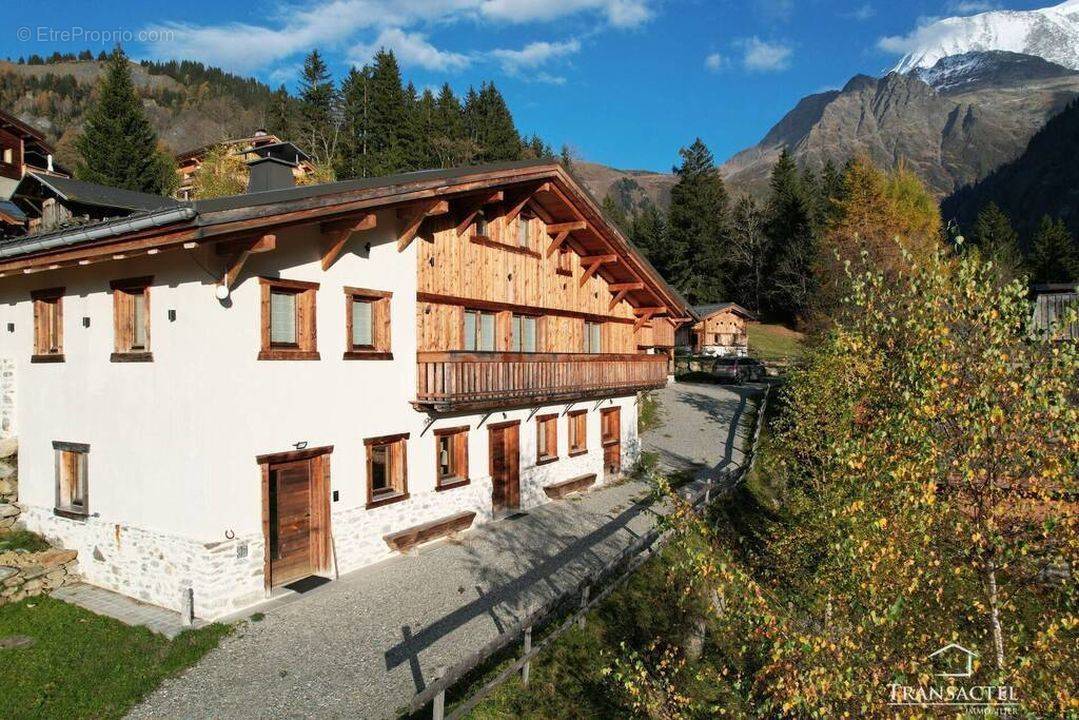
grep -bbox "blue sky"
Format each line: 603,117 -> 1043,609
1,0 -> 1050,172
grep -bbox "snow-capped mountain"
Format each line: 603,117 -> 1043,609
912,50 -> 1077,92
890,0 -> 1079,74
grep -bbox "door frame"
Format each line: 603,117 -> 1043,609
256,445 -> 334,590
487,420 -> 521,513
600,407 -> 622,480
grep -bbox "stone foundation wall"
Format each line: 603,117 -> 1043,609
0,358 -> 13,439
0,547 -> 79,605
0,437 -> 18,530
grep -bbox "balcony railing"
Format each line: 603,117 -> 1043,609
416,351 -> 669,412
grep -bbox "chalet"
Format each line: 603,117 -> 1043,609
0,158 -> 690,619
0,109 -> 68,230
174,131 -> 316,200
684,302 -> 755,356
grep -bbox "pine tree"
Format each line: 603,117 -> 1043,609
336,67 -> 370,179
298,50 -> 338,164
75,47 -> 175,195
1029,215 -> 1079,283
431,83 -> 476,167
475,82 -> 521,162
629,201 -> 667,265
666,138 -> 731,304
266,84 -> 297,141
366,50 -> 407,176
765,148 -> 815,320
602,194 -> 630,233
970,202 -> 1023,280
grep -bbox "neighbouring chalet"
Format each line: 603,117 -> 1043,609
0,157 -> 690,619
0,109 -> 68,229
174,131 -> 316,200
683,302 -> 755,356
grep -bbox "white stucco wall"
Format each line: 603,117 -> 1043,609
0,212 -> 642,618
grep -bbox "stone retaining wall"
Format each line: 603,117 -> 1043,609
0,547 -> 79,605
0,436 -> 18,530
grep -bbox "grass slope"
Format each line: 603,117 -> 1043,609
747,323 -> 804,362
0,596 -> 229,720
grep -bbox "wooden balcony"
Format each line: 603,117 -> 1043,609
416,351 -> 669,412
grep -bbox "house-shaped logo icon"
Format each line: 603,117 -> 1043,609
929,643 -> 978,678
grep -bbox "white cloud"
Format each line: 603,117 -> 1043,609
490,39 -> 581,70
349,28 -> 471,71
843,3 -> 875,21
739,37 -> 792,72
945,0 -> 999,14
141,0 -> 654,74
704,52 -> 726,72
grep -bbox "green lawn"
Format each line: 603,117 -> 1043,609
0,530 -> 51,553
0,596 -> 229,720
747,322 -> 804,363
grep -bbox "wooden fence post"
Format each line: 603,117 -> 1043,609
578,586 -> 590,629
433,666 -> 447,720
522,626 -> 532,688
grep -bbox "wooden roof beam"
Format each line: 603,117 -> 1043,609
579,254 -> 617,265
503,183 -> 550,227
320,212 -> 377,270
634,308 -> 658,332
608,282 -> 644,292
453,191 -> 503,237
546,220 -> 587,235
397,199 -> 449,252
220,233 -> 276,290
545,230 -> 570,258
608,288 -> 630,310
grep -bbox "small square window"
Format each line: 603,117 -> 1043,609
53,441 -> 89,518
568,410 -> 587,456
110,277 -> 152,361
345,287 -> 392,359
31,287 -> 64,361
365,433 -> 409,508
536,414 -> 558,464
434,426 -> 469,489
473,209 -> 488,238
259,278 -> 319,360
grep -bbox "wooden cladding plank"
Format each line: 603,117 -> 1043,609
545,221 -> 587,235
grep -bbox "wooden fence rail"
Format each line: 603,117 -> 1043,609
411,385 -> 771,720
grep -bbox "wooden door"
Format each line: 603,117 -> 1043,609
601,408 -> 621,479
489,422 -> 521,513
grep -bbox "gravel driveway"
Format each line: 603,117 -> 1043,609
127,381 -> 759,720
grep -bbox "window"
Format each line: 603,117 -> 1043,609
2,147 -> 12,165
510,314 -> 538,353
568,410 -> 587,455
536,414 -> 558,464
464,309 -> 496,351
31,287 -> 63,362
516,215 -> 530,248
110,277 -> 152,361
434,426 -> 469,490
601,407 -> 621,445
584,321 -> 602,353
473,208 -> 488,238
345,287 -> 392,359
259,278 -> 319,360
53,441 -> 89,519
365,433 -> 409,508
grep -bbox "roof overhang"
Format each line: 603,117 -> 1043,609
0,161 -> 692,319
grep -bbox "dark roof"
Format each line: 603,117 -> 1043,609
692,302 -> 757,320
0,109 -> 47,143
0,200 -> 27,223
192,159 -> 552,213
19,172 -> 181,212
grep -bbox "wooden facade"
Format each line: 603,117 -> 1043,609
692,305 -> 753,354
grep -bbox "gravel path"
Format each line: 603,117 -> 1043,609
128,382 -> 758,720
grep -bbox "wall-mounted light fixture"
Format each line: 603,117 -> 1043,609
293,441 -> 308,450
6,323 -> 13,333
82,317 -> 91,328
168,309 -> 177,322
